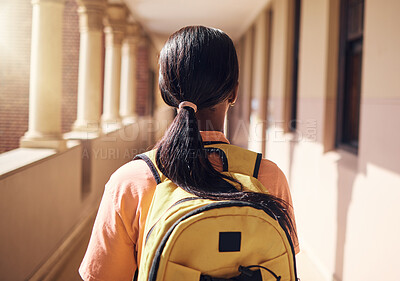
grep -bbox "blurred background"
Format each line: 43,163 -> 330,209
0,0 -> 399,280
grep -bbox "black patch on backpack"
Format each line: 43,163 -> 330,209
219,232 -> 241,252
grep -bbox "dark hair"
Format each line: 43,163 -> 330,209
155,26 -> 295,236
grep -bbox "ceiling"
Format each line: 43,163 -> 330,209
123,0 -> 271,50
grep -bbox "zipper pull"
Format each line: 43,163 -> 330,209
238,266 -> 254,277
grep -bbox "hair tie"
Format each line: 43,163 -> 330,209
178,101 -> 197,113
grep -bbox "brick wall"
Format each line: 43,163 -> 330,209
61,0 -> 80,133
0,0 -> 31,153
136,42 -> 150,116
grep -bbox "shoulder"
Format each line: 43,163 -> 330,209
109,159 -> 155,186
257,158 -> 289,196
258,158 -> 284,178
105,158 -> 157,208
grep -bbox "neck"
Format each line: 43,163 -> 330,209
195,109 -> 226,132
194,100 -> 229,132
196,120 -> 225,132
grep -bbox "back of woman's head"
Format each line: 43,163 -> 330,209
155,26 -> 295,236
158,26 -> 238,109
156,26 -> 240,193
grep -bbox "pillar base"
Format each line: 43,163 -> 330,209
20,134 -> 67,151
73,119 -> 101,133
122,115 -> 137,125
101,118 -> 122,133
64,131 -> 100,140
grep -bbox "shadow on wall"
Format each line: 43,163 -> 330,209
285,135 -> 357,281
333,155 -> 356,281
288,139 -> 296,189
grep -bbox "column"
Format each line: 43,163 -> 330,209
230,31 -> 253,148
73,0 -> 106,133
101,3 -> 127,132
242,29 -> 254,133
20,0 -> 66,151
120,23 -> 140,124
248,11 -> 271,155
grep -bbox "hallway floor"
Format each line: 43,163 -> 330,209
50,223 -> 92,281
296,250 -> 327,281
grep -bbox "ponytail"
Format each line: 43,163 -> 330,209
156,105 -> 238,195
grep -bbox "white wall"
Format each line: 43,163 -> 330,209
0,146 -> 82,281
0,121 -> 153,280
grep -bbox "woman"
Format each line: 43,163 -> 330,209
79,26 -> 299,281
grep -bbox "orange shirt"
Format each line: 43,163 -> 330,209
79,131 -> 299,281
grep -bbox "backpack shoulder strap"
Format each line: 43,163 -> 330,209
204,143 -> 263,179
133,150 -> 163,184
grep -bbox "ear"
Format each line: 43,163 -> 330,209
228,82 -> 239,104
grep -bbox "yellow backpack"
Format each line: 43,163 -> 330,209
133,143 -> 297,281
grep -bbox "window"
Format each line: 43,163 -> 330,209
336,0 -> 364,153
289,0 -> 301,131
